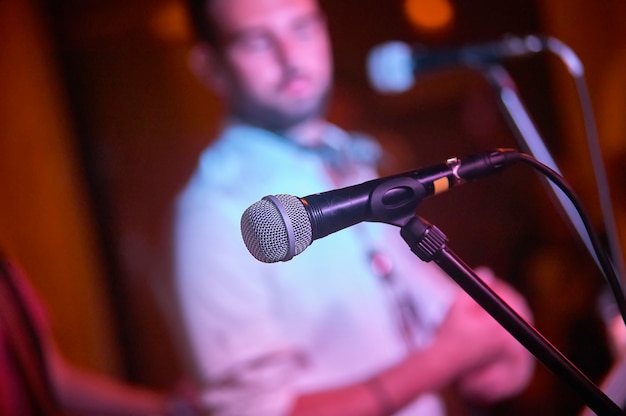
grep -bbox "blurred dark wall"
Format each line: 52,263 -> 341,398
0,0 -> 121,377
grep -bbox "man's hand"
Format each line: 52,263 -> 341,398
434,268 -> 535,403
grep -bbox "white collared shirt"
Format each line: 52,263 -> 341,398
173,122 -> 457,415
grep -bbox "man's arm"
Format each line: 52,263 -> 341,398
290,277 -> 534,416
45,339 -> 200,416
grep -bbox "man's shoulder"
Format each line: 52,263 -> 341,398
175,138 -> 294,216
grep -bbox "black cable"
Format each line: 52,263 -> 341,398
518,152 -> 626,327
545,36 -> 626,292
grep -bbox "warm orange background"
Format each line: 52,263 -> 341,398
2,0 -> 625,414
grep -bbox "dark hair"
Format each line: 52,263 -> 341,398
185,0 -> 218,45
185,0 -> 325,47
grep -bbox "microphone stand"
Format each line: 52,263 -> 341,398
483,64 -> 626,329
400,215 -> 624,415
480,64 -> 600,270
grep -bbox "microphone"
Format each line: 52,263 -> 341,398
367,34 -> 546,93
241,148 -> 520,263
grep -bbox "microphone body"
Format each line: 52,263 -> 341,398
241,149 -> 520,263
367,35 -> 546,93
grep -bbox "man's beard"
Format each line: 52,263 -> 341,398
229,83 -> 332,134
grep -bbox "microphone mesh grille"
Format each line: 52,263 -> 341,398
240,194 -> 312,263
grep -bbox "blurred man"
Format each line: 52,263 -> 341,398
173,0 -> 534,414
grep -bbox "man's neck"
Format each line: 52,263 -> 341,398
282,118 -> 328,148
229,115 -> 329,147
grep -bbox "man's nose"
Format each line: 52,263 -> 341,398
273,36 -> 300,68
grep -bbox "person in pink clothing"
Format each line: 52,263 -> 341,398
0,254 -> 198,416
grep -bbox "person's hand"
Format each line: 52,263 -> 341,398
434,267 -> 534,403
455,268 -> 534,403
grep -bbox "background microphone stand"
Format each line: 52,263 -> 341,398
482,63 -> 626,414
481,64 -> 601,269
399,215 -> 624,415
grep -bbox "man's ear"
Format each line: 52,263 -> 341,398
188,43 -> 229,95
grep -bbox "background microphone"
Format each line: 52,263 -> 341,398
241,149 -> 520,263
367,34 -> 546,94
